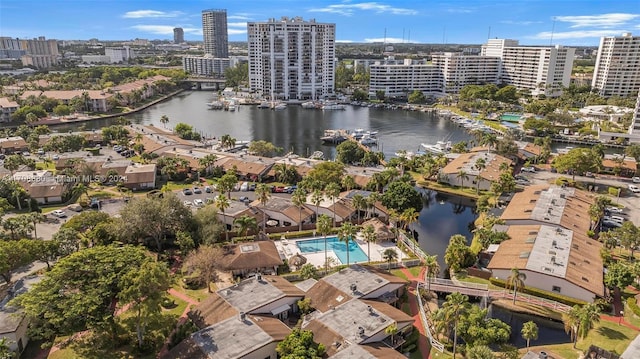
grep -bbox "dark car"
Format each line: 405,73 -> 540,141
248,183 -> 256,191
239,196 -> 250,203
183,188 -> 193,195
205,186 -> 212,193
193,187 -> 202,194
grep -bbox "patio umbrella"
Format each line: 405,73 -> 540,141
266,220 -> 278,227
289,254 -> 307,268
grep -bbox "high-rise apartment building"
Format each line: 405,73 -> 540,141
202,9 -> 228,58
431,52 -> 501,93
17,36 -> 59,69
369,58 -> 442,97
481,39 -> 575,97
173,27 -> 184,44
0,37 -> 26,59
183,55 -> 230,76
629,89 -> 640,135
105,46 -> 135,63
592,33 -> 640,98
248,17 -> 336,101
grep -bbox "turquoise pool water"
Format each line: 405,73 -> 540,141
296,236 -> 369,264
500,114 -> 522,122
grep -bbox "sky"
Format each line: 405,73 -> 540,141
1,0 -> 639,46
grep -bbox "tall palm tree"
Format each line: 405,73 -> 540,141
521,321 -> 539,349
401,208 -> 419,234
441,292 -> 470,358
367,192 -> 380,218
215,194 -> 231,243
255,184 -> 271,233
28,212 -> 46,240
474,158 -> 486,193
506,267 -> 527,304
563,303 -> 601,348
311,189 -> 323,222
338,222 -> 357,267
317,214 -> 332,274
233,215 -> 258,239
291,188 -> 307,232
341,175 -> 356,191
362,224 -> 377,263
159,115 -> 169,128
325,182 -> 341,226
456,170 -> 469,188
424,255 -> 440,292
383,248 -> 398,270
351,193 -> 366,223
385,323 -> 399,346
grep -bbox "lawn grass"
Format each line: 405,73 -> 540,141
416,179 -> 481,200
161,181 -> 196,191
163,296 -> 188,317
36,161 -> 56,171
390,269 -> 409,281
171,282 -> 213,302
543,319 -> 637,358
40,204 -> 71,213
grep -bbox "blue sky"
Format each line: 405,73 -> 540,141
1,0 -> 639,46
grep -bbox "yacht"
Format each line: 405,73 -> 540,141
320,130 -> 347,144
272,102 -> 287,110
257,101 -> 270,109
207,101 -> 223,110
359,134 -> 377,146
301,101 -> 319,109
421,140 -> 452,155
322,102 -> 346,110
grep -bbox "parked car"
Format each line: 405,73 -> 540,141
584,172 -> 595,178
284,185 -> 298,194
629,184 -> 640,193
205,186 -> 212,193
193,187 -> 202,194
633,177 -> 640,183
193,199 -> 204,207
521,166 -> 536,173
183,188 -> 193,195
273,186 -> 286,193
604,215 -> 625,224
52,154 -> 60,160
602,220 -> 622,228
605,207 -> 624,213
183,200 -> 193,206
240,182 -> 249,191
239,196 -> 250,203
51,210 -> 67,218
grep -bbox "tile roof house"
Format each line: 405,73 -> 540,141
253,196 -> 314,227
12,170 -> 68,204
122,163 -> 156,190
219,241 -> 284,277
0,136 -> 28,154
0,276 -> 42,356
440,152 -> 512,191
0,97 -> 19,123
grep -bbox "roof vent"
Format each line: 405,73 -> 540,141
350,283 -> 357,293
256,273 -> 262,282
358,326 -> 365,337
239,312 -> 246,321
367,305 -> 373,313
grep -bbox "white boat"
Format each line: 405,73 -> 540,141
301,101 -> 319,109
309,151 -> 325,160
227,104 -> 236,112
273,103 -> 287,110
322,102 -> 346,110
257,101 -> 270,109
359,134 -> 377,146
207,101 -> 223,110
421,140 -> 452,155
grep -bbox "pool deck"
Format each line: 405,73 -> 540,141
274,233 -> 407,269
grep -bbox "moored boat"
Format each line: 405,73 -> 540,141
421,140 -> 452,155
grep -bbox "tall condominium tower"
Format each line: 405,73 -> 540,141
18,36 -> 59,69
173,27 -> 184,44
202,9 -> 228,58
248,17 -> 335,101
481,39 -> 575,97
592,33 -> 640,98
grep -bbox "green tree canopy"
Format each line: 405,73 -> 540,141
276,329 -> 325,359
381,180 -> 423,213
306,161 -> 345,189
248,140 -> 282,157
336,140 -> 365,164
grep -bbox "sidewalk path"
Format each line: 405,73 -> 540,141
399,267 -> 432,359
156,288 -> 200,358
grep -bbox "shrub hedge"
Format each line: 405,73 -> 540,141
489,277 -> 588,307
627,297 -> 640,317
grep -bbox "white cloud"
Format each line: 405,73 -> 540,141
336,39 -> 354,43
528,29 -> 628,40
131,25 -> 199,35
364,37 -> 405,43
309,2 -> 417,16
123,10 -> 183,19
229,29 -> 247,35
500,20 -> 542,26
228,22 -> 247,28
555,13 -> 639,28
444,7 -> 473,14
228,15 -> 252,20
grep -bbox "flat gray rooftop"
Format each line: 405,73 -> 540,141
0,275 -> 42,334
323,265 -> 388,298
217,276 -> 284,312
525,225 -> 572,278
191,315 -> 272,358
315,299 -> 392,344
295,278 -> 317,292
530,186 -> 575,225
329,344 -> 376,359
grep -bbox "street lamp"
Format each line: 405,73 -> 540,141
619,310 -> 624,325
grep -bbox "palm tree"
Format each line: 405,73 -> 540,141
385,323 -> 398,346
233,215 -> 258,239
424,255 -> 440,292
474,158 -> 486,193
198,154 -> 218,175
521,321 -> 539,349
367,192 -> 380,218
28,212 -> 46,240
160,115 -> 169,128
215,194 -> 230,243
311,189 -> 323,222
338,222 -> 357,267
456,169 -> 469,188
325,182 -> 341,226
255,184 -> 271,233
563,303 -> 601,348
317,214 -> 332,274
341,175 -> 356,191
351,193 -> 366,223
506,267 -> 527,304
382,248 -> 398,270
362,224 -> 377,263
400,208 -> 419,234
291,188 -> 307,232
440,292 -> 470,358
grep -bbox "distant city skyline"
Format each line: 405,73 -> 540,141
1,1 -> 639,46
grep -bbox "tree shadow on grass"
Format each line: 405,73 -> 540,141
596,326 -> 628,340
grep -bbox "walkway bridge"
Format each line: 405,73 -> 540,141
424,278 -> 572,313
184,77 -> 226,90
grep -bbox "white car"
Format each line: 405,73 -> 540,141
521,167 -> 536,173
606,207 -> 624,214
629,184 -> 640,193
604,215 -> 625,224
193,199 -> 204,207
633,177 -> 640,183
51,209 -> 67,218
183,200 -> 193,206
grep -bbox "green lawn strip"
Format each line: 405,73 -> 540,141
390,269 -> 409,281
416,180 -> 481,200
163,296 -> 188,318
171,282 -> 212,302
430,348 -> 453,359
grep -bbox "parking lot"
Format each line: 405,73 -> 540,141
174,184 -> 293,209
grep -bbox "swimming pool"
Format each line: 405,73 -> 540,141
296,236 -> 369,264
500,114 -> 522,122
